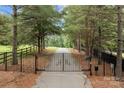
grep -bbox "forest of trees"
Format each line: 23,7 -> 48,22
63,5 -> 123,80
0,5 -> 124,80
0,5 -> 62,64
64,6 -> 118,53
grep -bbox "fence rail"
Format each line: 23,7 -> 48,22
93,49 -> 124,71
0,46 -> 38,65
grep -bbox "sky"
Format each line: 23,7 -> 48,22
0,6 -> 12,14
0,5 -> 64,14
55,5 -> 64,12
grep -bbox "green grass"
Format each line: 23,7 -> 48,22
0,45 -> 32,52
0,45 -> 12,52
45,47 -> 58,53
0,45 -> 35,63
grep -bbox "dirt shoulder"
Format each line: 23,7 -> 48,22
88,76 -> 121,88
69,48 -> 124,88
0,71 -> 39,88
0,47 -> 57,88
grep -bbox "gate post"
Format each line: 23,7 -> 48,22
90,63 -> 92,76
35,54 -> 38,74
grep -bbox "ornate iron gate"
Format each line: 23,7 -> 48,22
35,53 -> 83,72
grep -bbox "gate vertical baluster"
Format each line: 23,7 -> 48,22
74,53 -> 75,71
80,55 -> 81,71
52,54 -> 54,71
79,55 -> 81,71
69,53 -> 70,71
57,54 -> 58,71
63,53 -> 64,71
59,53 -> 61,71
73,54 -> 74,71
78,54 -> 79,71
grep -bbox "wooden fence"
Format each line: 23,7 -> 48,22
93,49 -> 124,71
0,46 -> 38,72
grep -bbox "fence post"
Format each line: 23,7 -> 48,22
4,52 -> 7,71
35,54 -> 38,74
90,63 -> 92,76
103,61 -> 105,76
20,50 -> 23,72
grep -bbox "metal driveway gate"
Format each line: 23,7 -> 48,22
35,53 -> 83,72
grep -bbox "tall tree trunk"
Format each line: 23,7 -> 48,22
42,34 -> 45,49
98,26 -> 102,64
90,20 -> 95,57
40,36 -> 43,51
38,36 -> 41,53
38,31 -> 41,53
12,5 -> 18,65
85,17 -> 90,56
76,37 -> 79,50
73,40 -> 76,49
77,32 -> 81,52
116,6 -> 123,81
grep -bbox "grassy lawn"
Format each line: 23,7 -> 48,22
0,45 -> 58,53
0,45 -> 32,52
0,45 -> 12,52
0,46 -> 57,63
0,45 -> 34,63
45,47 -> 58,53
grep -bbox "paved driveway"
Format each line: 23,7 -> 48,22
33,72 -> 92,88
33,48 -> 92,88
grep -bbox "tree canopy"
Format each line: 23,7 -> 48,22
63,5 -> 119,54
